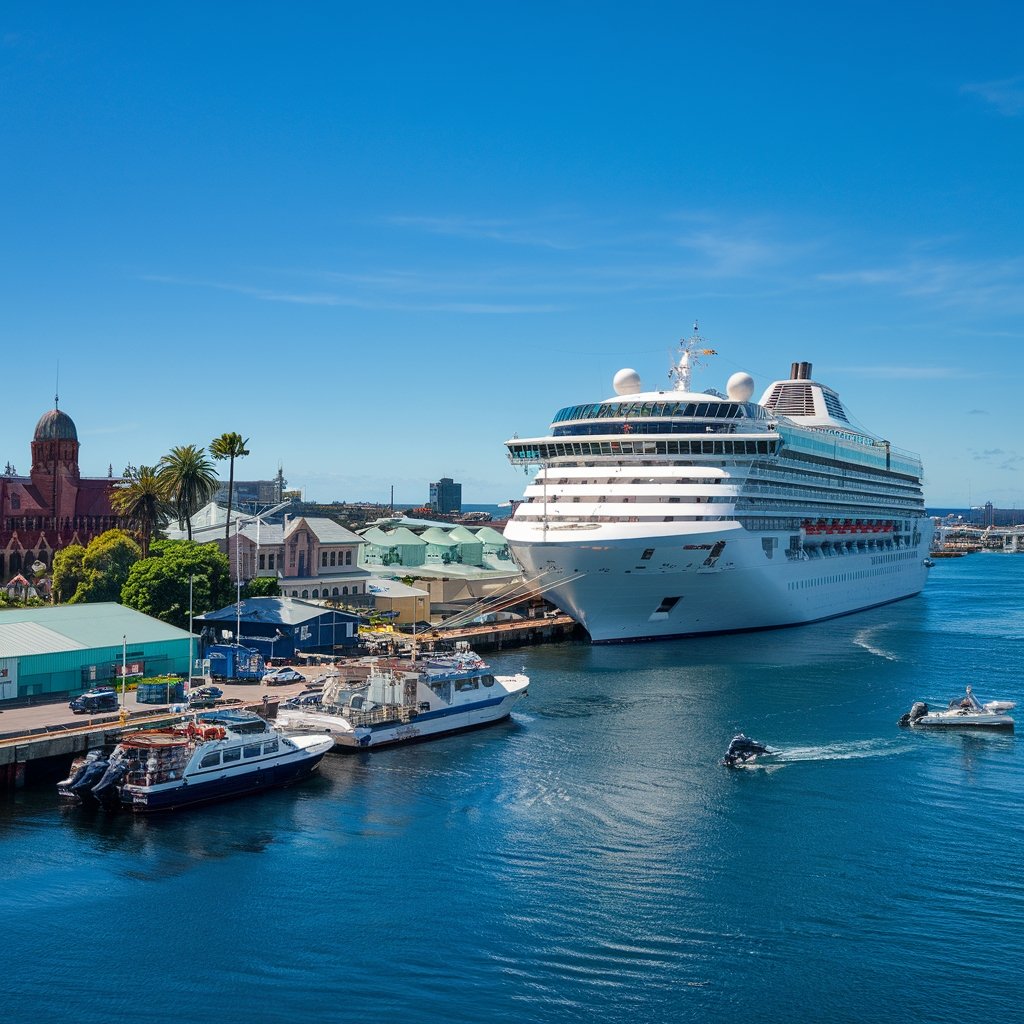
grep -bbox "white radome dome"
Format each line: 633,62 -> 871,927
726,371 -> 755,402
613,368 -> 642,395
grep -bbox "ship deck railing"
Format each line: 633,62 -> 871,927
321,703 -> 424,728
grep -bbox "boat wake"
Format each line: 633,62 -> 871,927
852,626 -> 899,661
728,738 -> 909,770
772,739 -> 908,764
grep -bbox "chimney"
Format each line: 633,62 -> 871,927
790,362 -> 800,379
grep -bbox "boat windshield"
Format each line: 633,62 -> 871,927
948,687 -> 984,712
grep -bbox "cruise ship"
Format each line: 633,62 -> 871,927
504,326 -> 934,643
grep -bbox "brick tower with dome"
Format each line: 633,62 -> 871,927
1,399 -> 128,582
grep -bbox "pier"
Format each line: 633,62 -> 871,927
399,613 -> 581,651
0,697 -> 281,792
0,614 -> 582,791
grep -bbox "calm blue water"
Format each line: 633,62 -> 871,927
4,555 -> 1023,1024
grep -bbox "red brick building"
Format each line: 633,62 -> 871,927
1,404 -> 127,581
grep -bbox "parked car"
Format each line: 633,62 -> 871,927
262,668 -> 306,685
187,685 -> 224,707
69,688 -> 119,714
281,692 -> 322,709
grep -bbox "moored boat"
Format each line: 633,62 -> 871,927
58,709 -> 333,811
275,642 -> 529,750
898,687 -> 1015,730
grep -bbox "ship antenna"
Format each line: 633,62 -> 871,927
669,321 -> 717,392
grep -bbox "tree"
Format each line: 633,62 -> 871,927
77,530 -> 143,603
245,576 -> 280,598
52,544 -> 87,603
209,432 -> 250,545
158,445 -> 218,541
52,532 -> 142,603
121,539 -> 233,628
110,464 -> 173,557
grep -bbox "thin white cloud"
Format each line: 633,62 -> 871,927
141,274 -> 562,314
385,215 -> 576,250
840,365 -> 964,380
818,255 -> 1024,310
962,76 -> 1024,116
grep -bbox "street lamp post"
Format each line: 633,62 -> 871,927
236,519 -> 243,647
188,572 -> 194,692
120,634 -> 128,726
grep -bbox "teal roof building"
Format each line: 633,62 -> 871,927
0,604 -> 194,704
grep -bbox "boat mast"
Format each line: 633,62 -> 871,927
670,321 -> 717,392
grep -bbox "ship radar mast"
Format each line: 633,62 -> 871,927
669,321 -> 717,393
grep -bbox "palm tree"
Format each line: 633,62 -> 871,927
210,432 -> 251,544
158,445 -> 218,541
110,465 -> 173,557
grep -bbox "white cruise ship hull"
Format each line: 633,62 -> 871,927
507,522 -> 935,643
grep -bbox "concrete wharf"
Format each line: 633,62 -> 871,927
384,613 -> 581,651
0,690 -> 284,792
0,614 -> 582,791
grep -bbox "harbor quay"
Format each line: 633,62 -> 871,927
0,614 -> 580,792
0,681 -> 292,792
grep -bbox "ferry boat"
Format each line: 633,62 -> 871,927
275,643 -> 529,750
58,709 -> 334,812
504,325 -> 935,642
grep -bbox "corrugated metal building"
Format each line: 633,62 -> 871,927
195,597 -> 362,661
0,604 -> 194,704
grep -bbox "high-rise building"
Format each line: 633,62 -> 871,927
429,477 -> 462,514
214,466 -> 288,512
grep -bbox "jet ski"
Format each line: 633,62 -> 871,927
722,733 -> 775,767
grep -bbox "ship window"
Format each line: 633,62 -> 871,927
481,674 -> 495,687
641,548 -> 654,560
655,596 -> 681,614
223,748 -> 241,763
263,739 -> 279,754
199,752 -> 220,768
244,743 -> 262,759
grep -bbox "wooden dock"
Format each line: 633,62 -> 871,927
422,614 -> 582,650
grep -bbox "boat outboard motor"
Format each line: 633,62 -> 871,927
67,753 -> 111,802
90,760 -> 129,809
897,702 -> 929,728
722,733 -> 771,767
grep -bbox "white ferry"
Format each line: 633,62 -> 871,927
58,709 -> 333,812
275,643 -> 529,750
504,326 -> 935,642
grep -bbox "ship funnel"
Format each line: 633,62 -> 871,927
790,362 -> 800,379
800,361 -> 813,380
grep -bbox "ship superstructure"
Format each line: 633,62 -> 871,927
504,326 -> 934,642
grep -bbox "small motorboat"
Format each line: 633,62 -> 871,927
722,733 -> 775,767
898,686 -> 1015,731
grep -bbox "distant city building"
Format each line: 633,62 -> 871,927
213,467 -> 287,513
429,477 -> 462,514
970,502 -> 1024,527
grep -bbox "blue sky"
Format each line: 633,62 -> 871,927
2,2 -> 1022,508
